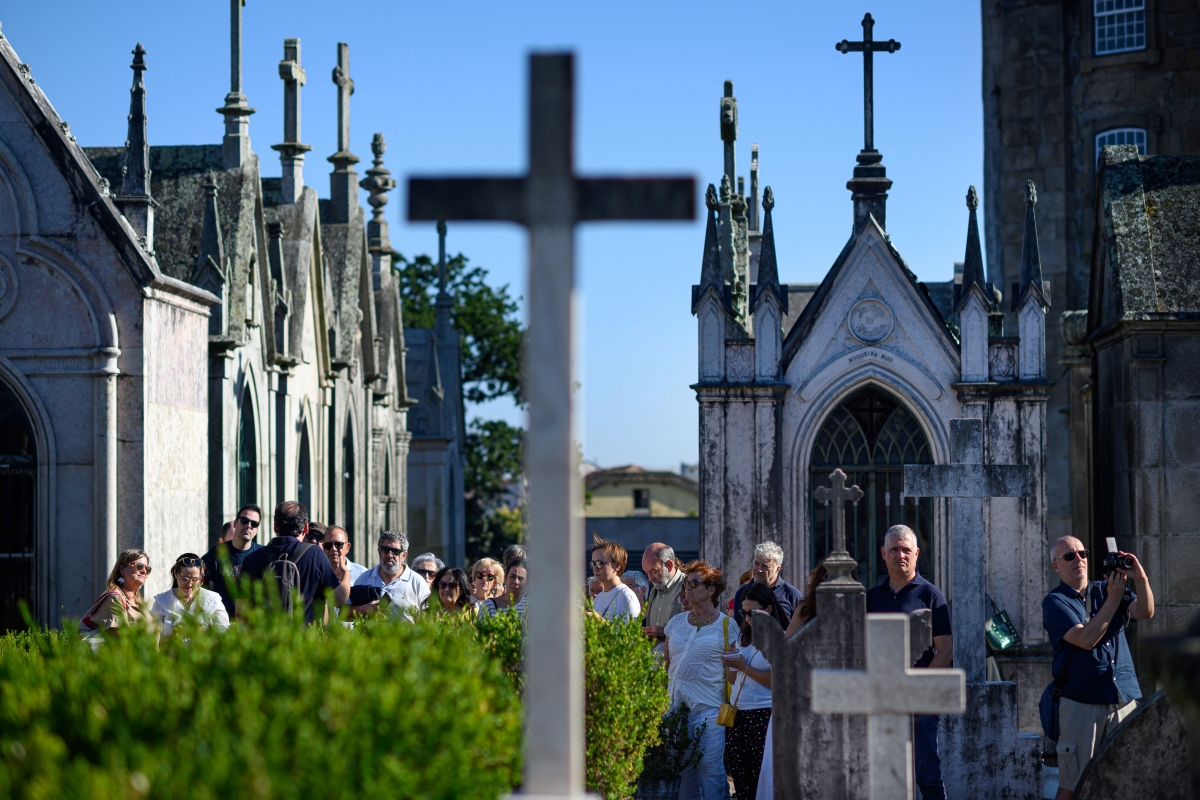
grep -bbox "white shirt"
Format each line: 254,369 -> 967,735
355,564 -> 430,621
347,561 -> 367,583
594,583 -> 641,621
484,593 -> 528,617
665,611 -> 731,713
150,587 -> 230,634
731,642 -> 772,710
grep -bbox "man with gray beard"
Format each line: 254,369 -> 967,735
351,530 -> 429,621
641,542 -> 684,654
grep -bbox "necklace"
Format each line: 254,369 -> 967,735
689,607 -> 717,627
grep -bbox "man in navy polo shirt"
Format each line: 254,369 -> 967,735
865,524 -> 952,800
1043,535 -> 1154,799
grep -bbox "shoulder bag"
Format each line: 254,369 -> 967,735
717,616 -> 740,727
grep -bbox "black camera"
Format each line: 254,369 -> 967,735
1104,552 -> 1134,571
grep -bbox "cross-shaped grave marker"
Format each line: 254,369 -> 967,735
836,12 -> 901,154
408,53 -> 693,799
812,614 -> 966,800
903,418 -> 1030,682
814,468 -> 865,584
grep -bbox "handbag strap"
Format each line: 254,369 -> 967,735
1051,644 -> 1078,698
723,616 -> 731,704
731,647 -> 756,707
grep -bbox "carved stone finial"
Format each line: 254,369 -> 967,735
371,132 -> 385,158
762,185 -> 775,212
360,132 -> 395,223
966,185 -> 979,211
327,42 -> 360,224
217,0 -> 255,169
705,183 -> 719,210
1025,180 -> 1037,206
719,175 -> 732,203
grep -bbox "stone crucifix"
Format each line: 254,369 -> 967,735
272,38 -> 312,204
328,42 -> 359,223
814,467 -> 864,585
812,614 -> 966,800
903,419 -> 1030,683
407,53 -> 693,799
836,12 -> 900,154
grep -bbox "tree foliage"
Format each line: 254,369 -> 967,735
464,419 -> 525,563
394,251 -> 523,406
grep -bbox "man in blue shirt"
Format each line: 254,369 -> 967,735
731,541 -> 803,628
865,525 -> 953,800
1042,535 -> 1155,799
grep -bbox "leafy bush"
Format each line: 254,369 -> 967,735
475,606 -> 526,693
584,612 -> 670,800
638,702 -> 705,782
0,610 -> 522,800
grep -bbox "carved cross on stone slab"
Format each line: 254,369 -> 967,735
407,53 -> 693,799
814,468 -> 864,584
813,614 -> 966,800
903,418 -> 1030,683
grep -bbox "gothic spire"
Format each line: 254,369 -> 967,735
1017,180 -> 1049,309
360,133 -> 395,253
191,173 -> 227,330
957,185 -> 987,309
116,43 -> 155,247
327,42 -> 360,224
272,38 -> 311,204
216,0 -> 255,169
751,186 -> 787,315
748,144 -> 760,231
697,184 -> 721,292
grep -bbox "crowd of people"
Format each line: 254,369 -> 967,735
75,499 -> 1155,800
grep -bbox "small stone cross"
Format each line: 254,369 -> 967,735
332,42 -> 354,155
903,419 -> 1030,682
836,12 -> 901,153
407,53 -> 693,798
814,467 -> 864,583
812,614 -> 966,800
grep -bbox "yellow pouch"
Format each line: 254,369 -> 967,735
717,616 -> 738,727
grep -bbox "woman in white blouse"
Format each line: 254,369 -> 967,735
663,560 -> 730,800
151,553 -> 230,635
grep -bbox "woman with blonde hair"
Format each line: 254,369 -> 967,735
150,553 -> 230,635
469,557 -> 505,604
79,549 -> 153,638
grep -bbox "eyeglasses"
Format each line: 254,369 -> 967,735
379,546 -> 404,557
474,572 -> 496,582
128,562 -> 152,575
177,575 -> 203,584
438,581 -> 459,592
416,569 -> 438,578
1054,549 -> 1090,563
304,534 -> 325,544
321,541 -> 347,551
590,560 -> 614,571
685,578 -> 705,589
175,557 -> 203,569
237,516 -> 261,528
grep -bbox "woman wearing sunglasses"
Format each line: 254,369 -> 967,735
150,553 -> 231,635
430,567 -> 475,617
662,560 -> 731,800
469,558 -> 506,604
79,549 -> 154,640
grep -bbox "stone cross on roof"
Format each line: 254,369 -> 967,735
903,419 -> 1030,682
272,38 -> 311,204
720,80 -> 738,187
814,468 -> 865,584
836,12 -> 900,154
327,42 -> 359,224
217,0 -> 254,169
813,614 -> 966,800
407,52 -> 693,797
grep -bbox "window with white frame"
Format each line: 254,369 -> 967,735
1095,128 -> 1147,163
1094,0 -> 1146,55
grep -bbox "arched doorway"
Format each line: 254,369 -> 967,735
809,386 -> 934,586
0,381 -> 36,630
297,423 -> 312,512
237,391 -> 257,511
342,418 -> 355,538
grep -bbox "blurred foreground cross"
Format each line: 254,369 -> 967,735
407,52 -> 694,799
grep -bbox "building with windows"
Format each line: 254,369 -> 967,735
583,465 -> 700,567
982,0 -> 1200,551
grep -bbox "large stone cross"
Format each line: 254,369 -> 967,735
836,12 -> 901,153
813,614 -> 966,800
273,38 -> 312,204
814,468 -> 864,584
903,419 -> 1030,682
407,53 -> 693,799
331,42 -> 354,156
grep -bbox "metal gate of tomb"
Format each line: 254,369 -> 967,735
0,381 -> 35,630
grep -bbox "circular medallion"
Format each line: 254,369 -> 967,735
0,254 -> 17,322
848,298 -> 894,343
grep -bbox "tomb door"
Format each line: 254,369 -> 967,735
0,382 -> 35,630
809,387 -> 934,585
237,391 -> 257,510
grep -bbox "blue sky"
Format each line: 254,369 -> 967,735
2,1 -> 984,471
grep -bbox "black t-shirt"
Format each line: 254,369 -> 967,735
241,537 -> 341,624
865,573 -> 953,667
202,541 -> 263,615
732,578 -> 803,628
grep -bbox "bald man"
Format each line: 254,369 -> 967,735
641,542 -> 684,654
1043,535 -> 1154,799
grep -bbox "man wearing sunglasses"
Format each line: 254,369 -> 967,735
320,525 -> 366,584
1043,536 -> 1155,799
201,504 -> 263,616
349,530 -> 430,622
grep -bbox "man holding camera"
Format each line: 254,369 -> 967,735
1042,536 -> 1155,799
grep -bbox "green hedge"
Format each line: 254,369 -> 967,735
0,611 -> 522,800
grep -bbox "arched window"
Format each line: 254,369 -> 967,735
297,423 -> 312,512
1095,127 -> 1147,163
343,419 -> 355,538
237,391 -> 257,511
810,387 -> 934,585
0,382 -> 36,631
